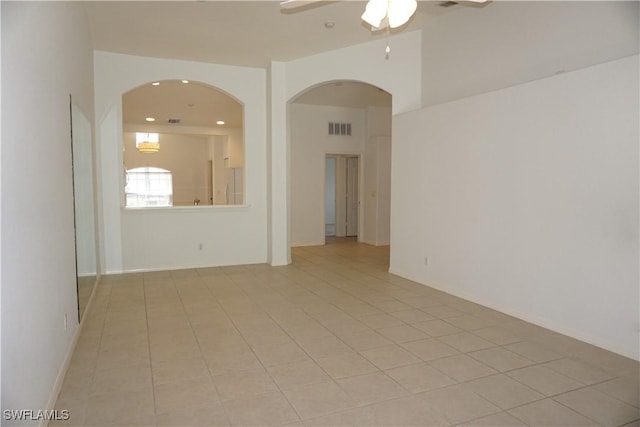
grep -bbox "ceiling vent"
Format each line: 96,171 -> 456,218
167,118 -> 181,124
328,122 -> 352,136
439,1 -> 458,7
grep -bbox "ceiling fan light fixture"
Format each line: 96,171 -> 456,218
387,0 -> 417,28
361,0 -> 388,29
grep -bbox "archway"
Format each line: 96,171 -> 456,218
288,80 -> 392,252
122,79 -> 245,207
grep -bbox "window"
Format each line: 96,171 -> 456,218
125,167 -> 173,207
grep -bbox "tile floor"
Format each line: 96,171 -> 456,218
53,239 -> 639,426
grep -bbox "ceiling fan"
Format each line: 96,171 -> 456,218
280,0 -> 489,31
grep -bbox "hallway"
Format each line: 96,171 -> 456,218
54,241 -> 639,426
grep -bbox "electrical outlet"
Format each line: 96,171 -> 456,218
198,243 -> 203,251
64,313 -> 68,330
424,256 -> 428,266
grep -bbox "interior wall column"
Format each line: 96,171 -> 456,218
267,61 -> 290,265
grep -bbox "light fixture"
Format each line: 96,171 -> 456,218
145,117 -> 155,122
181,80 -> 189,84
151,82 -> 160,86
361,0 -> 417,30
216,120 -> 225,125
136,132 -> 160,154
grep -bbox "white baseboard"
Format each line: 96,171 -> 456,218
388,268 -> 640,362
43,275 -> 101,427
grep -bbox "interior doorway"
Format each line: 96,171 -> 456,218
325,154 -> 359,242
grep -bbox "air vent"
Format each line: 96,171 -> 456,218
167,118 -> 181,124
328,122 -> 352,136
439,1 -> 458,7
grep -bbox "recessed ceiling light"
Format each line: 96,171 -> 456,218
145,117 -> 155,122
216,120 -> 225,125
324,21 -> 335,29
181,80 -> 189,84
151,82 -> 160,86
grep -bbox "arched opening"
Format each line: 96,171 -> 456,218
122,79 -> 245,206
288,80 -> 392,254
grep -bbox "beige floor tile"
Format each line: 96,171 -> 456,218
251,341 -> 310,367
281,380 -> 356,419
401,338 -> 460,361
376,324 -> 429,343
155,401 -> 229,426
339,329 -> 393,351
154,377 -> 220,413
315,352 -> 378,379
336,371 -> 408,405
455,411 -> 527,426
84,388 -> 155,426
368,394 -> 450,426
151,357 -> 210,385
58,242 -> 640,427
50,396 -> 88,427
421,305 -> 467,319
468,347 -> 536,372
94,341 -> 150,371
438,332 -> 496,353
150,342 -> 203,363
391,309 -> 436,324
385,362 -> 456,393
445,315 -> 497,331
266,359 -> 331,389
213,368 -> 279,401
418,384 -> 501,425
295,335 -> 352,359
507,365 -> 584,396
543,357 -> 615,385
357,313 -> 406,329
467,374 -> 545,409
429,354 -> 498,382
472,326 -> 522,345
360,345 -> 422,370
90,363 -> 152,396
369,299 -> 413,313
412,319 -> 464,337
594,377 -> 640,408
304,406 -> 381,426
504,341 -> 563,363
205,347 -> 264,376
508,398 -> 598,426
554,387 -> 640,426
223,391 -> 299,426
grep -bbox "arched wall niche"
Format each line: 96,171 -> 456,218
94,51 -> 268,274
121,79 -> 245,207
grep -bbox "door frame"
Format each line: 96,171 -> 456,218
324,152 -> 363,243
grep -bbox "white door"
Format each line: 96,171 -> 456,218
346,156 -> 358,237
325,157 -> 337,236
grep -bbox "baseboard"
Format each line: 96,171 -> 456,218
388,267 -> 640,362
103,259 -> 269,275
43,275 -> 101,427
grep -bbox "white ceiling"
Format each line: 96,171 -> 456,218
110,1 -> 422,125
123,79 -> 244,128
85,0 -> 459,68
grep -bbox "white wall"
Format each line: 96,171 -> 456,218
422,1 -> 639,108
1,1 -> 94,420
391,56 -> 639,359
363,106 -> 392,246
95,52 -> 267,273
290,104 -> 366,246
